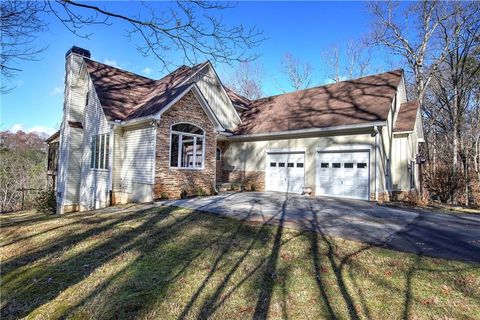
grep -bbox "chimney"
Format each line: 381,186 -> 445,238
65,46 -> 91,59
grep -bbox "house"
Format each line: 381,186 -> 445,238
46,46 -> 424,214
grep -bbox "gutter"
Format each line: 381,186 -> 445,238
229,122 -> 387,140
109,116 -> 156,127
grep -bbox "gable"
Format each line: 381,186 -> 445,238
83,59 -> 207,121
160,90 -> 216,133
153,83 -> 223,132
186,63 -> 242,131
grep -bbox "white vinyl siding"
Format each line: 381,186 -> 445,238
79,76 -> 111,210
120,126 -> 156,191
56,122 -> 69,204
189,65 -> 240,131
392,134 -> 415,191
56,53 -> 88,206
112,129 -> 124,191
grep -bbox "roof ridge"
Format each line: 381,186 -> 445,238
253,68 -> 404,102
84,57 -> 155,81
122,62 -> 208,119
224,86 -> 251,102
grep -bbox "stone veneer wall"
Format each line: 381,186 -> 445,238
154,91 -> 216,199
370,191 -> 391,203
222,169 -> 265,191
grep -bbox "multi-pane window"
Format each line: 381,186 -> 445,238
170,123 -> 205,169
90,133 -> 110,169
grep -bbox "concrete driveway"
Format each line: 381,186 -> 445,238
162,192 -> 480,263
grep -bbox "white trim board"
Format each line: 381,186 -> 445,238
154,83 -> 225,132
229,122 -> 386,141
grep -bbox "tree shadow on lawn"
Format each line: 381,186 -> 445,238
2,200 -> 479,320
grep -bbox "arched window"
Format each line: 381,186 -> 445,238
170,123 -> 205,169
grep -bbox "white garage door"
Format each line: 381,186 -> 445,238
266,152 -> 305,193
316,151 -> 370,200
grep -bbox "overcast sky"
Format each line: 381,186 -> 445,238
2,1 -> 398,136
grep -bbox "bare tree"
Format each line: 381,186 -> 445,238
0,1 -> 47,92
280,52 -> 313,90
321,40 -> 372,84
345,40 -> 372,79
428,2 -> 480,202
368,0 -> 452,106
1,0 -> 263,92
323,45 -> 341,83
225,61 -> 263,100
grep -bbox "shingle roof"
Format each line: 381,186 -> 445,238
84,58 -> 407,135
234,69 -> 404,135
45,130 -> 60,143
224,87 -> 251,110
394,100 -> 419,132
84,59 -> 208,121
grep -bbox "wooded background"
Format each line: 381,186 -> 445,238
1,1 -> 479,210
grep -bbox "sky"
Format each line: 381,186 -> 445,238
1,1 -> 396,137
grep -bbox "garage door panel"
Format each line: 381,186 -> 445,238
317,151 -> 370,200
266,152 -> 305,194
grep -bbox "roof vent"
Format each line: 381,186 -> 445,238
65,46 -> 91,59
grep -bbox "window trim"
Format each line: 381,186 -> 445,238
169,122 -> 206,170
90,133 -> 109,171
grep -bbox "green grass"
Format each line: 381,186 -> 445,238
1,205 -> 479,319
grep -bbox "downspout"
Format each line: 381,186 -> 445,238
374,126 -> 379,202
213,132 -> 219,195
108,123 -> 116,206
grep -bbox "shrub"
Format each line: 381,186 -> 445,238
180,190 -> 188,199
35,190 -> 56,214
159,192 -> 169,200
196,187 -> 206,197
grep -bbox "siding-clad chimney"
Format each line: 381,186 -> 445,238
56,46 -> 90,214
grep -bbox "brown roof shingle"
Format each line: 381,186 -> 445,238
224,87 -> 251,110
394,100 -> 419,132
84,59 -> 207,121
234,69 -> 403,135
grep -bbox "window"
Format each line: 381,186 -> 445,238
332,163 -> 341,168
409,161 -> 415,189
90,133 -> 109,169
170,123 -> 205,169
85,90 -> 90,107
321,163 -> 329,168
270,162 -> 277,167
47,142 -> 59,172
357,163 -> 367,169
216,147 -> 222,161
278,162 -> 285,167
287,163 -> 294,167
344,163 -> 354,168
296,163 -> 304,168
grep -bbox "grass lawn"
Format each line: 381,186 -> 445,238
1,205 -> 479,319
